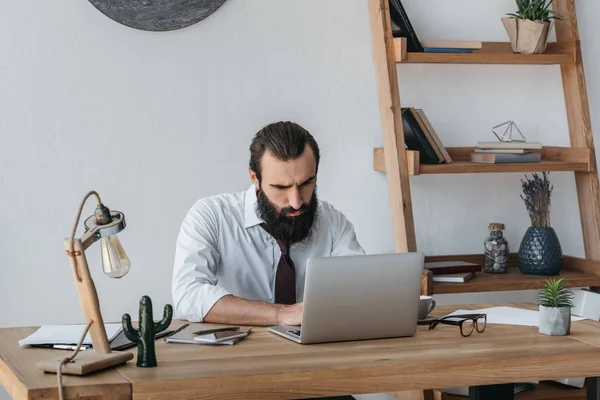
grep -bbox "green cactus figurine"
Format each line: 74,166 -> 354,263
122,295 -> 173,368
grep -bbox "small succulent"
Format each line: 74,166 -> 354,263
538,278 -> 574,308
507,0 -> 564,22
520,172 -> 553,228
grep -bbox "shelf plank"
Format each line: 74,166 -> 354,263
395,40 -> 578,64
425,253 -> 600,295
373,146 -> 591,175
434,268 -> 600,295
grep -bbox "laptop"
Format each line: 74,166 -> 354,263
268,252 -> 424,344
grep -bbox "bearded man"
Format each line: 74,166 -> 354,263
172,121 -> 365,328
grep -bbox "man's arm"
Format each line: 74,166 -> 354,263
204,295 -> 302,326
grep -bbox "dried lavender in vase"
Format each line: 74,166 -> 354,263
518,172 -> 562,276
520,171 -> 554,228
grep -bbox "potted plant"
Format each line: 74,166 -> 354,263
501,0 -> 563,54
518,172 -> 562,275
538,278 -> 574,336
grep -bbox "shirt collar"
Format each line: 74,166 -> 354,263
244,185 -> 264,229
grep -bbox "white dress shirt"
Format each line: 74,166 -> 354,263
172,185 -> 365,322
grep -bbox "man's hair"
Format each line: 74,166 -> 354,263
249,121 -> 320,182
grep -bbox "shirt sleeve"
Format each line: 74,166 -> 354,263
172,199 -> 231,322
328,204 -> 366,257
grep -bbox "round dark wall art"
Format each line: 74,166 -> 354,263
88,0 -> 228,32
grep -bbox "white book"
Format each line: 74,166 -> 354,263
420,40 -> 483,49
19,324 -> 123,347
476,141 -> 542,149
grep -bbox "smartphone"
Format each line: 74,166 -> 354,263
194,327 -> 252,344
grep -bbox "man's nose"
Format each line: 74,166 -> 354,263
288,188 -> 303,210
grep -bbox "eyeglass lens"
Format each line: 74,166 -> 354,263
461,315 -> 487,336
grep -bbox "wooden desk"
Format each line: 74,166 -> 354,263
2,303 -> 600,400
0,327 -> 130,400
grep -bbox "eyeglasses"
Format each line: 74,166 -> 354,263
426,314 -> 487,337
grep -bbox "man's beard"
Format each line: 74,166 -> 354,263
256,187 -> 319,245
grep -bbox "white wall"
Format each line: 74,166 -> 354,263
1,0 -> 600,399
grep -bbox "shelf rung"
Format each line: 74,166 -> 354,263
394,40 -> 578,65
373,146 -> 591,175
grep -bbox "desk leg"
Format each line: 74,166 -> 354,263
468,384 -> 514,400
588,377 -> 600,400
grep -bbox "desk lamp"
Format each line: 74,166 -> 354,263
37,191 -> 134,376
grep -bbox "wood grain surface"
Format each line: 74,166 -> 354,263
0,327 -> 130,400
116,304 -> 600,399
4,304 -> 600,400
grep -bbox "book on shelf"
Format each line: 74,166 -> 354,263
432,272 -> 475,283
470,152 -> 541,164
424,261 -> 481,275
476,141 -> 542,150
388,0 -> 423,52
423,48 -> 473,53
414,109 -> 453,163
474,148 -> 532,154
471,140 -> 543,164
401,107 -> 452,164
420,40 -> 482,49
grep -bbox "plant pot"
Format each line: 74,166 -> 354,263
539,305 -> 571,336
518,227 -> 562,275
501,17 -> 553,54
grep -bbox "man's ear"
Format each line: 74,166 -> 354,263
248,167 -> 259,189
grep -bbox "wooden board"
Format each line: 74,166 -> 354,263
114,306 -> 600,399
424,253 -> 600,294
396,40 -> 577,64
373,146 -> 591,175
553,0 -> 600,263
368,0 -> 417,253
0,327 -> 131,400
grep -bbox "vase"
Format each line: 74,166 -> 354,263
518,227 -> 562,275
501,17 -> 552,54
539,305 -> 571,336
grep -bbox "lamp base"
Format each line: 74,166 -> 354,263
36,351 -> 134,376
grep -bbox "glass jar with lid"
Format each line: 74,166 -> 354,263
484,223 -> 509,274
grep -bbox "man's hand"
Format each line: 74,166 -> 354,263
276,302 -> 303,326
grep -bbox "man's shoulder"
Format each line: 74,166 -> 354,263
187,189 -> 246,220
317,199 -> 350,222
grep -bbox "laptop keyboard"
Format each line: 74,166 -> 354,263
288,329 -> 301,337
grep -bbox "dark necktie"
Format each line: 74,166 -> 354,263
260,223 -> 296,305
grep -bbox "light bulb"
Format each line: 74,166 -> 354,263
100,235 -> 130,278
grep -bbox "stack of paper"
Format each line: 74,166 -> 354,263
19,324 -> 123,347
444,306 -> 586,327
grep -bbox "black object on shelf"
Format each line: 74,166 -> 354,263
388,0 -> 423,52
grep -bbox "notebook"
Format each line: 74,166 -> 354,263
164,323 -> 248,345
19,323 -> 123,348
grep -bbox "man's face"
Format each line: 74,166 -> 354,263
250,145 -> 319,244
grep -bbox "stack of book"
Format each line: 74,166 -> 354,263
470,141 -> 543,164
401,107 -> 452,164
424,261 -> 481,283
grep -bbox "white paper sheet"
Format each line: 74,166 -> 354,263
19,324 -> 123,347
444,306 -> 587,327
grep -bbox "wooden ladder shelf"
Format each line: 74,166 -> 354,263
368,0 -> 600,296
367,1 -> 600,397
